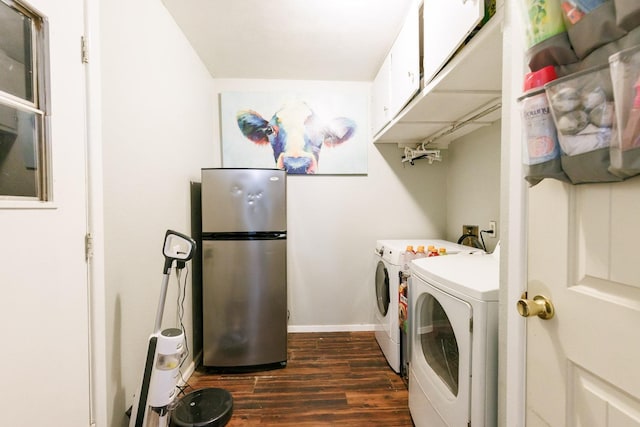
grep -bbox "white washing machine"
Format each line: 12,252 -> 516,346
373,239 -> 481,374
408,246 -> 499,427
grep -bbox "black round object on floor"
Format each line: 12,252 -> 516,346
171,388 -> 233,427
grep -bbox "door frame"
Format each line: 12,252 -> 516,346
499,0 -> 527,425
83,0 -> 108,425
83,0 -> 532,424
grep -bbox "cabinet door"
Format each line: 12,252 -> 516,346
423,0 -> 485,85
389,1 -> 420,119
371,53 -> 391,135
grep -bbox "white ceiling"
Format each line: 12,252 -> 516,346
161,0 -> 413,81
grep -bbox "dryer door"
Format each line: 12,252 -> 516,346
375,260 -> 390,316
413,279 -> 472,427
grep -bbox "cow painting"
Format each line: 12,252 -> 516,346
236,100 -> 357,174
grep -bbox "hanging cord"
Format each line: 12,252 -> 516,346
174,264 -> 193,397
457,234 -> 485,251
458,228 -> 496,252
479,228 -> 496,252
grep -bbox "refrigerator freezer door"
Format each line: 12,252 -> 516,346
202,168 -> 286,233
202,238 -> 287,367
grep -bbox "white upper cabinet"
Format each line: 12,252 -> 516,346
423,0 -> 485,85
371,1 -> 420,136
371,54 -> 391,135
373,2 -> 503,145
389,0 -> 420,119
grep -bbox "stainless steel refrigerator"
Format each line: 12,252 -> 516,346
201,168 -> 287,368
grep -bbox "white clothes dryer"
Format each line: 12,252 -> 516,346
373,239 -> 481,374
408,247 -> 499,427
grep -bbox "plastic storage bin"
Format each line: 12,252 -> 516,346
609,44 -> 640,179
544,63 -> 623,183
518,65 -> 568,186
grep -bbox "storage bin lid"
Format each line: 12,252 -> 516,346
524,65 -> 558,91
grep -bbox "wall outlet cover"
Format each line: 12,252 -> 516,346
462,225 -> 479,237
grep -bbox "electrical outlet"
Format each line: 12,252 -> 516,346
462,225 -> 479,237
489,220 -> 497,238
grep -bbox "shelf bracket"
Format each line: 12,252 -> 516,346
401,147 -> 442,165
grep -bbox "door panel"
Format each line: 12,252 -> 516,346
371,54 -> 391,134
202,238 -> 287,366
1,0 -> 90,425
201,168 -> 286,233
526,178 -> 640,425
375,260 -> 390,317
569,365 -> 640,426
412,280 -> 472,427
389,0 -> 419,118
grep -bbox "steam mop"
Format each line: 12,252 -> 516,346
129,230 -> 196,427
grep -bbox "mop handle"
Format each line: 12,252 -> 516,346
153,272 -> 171,334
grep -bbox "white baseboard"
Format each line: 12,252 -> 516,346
287,324 -> 376,333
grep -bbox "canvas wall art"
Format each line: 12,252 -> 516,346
220,91 -> 368,175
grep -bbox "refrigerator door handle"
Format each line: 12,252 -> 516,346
202,231 -> 286,240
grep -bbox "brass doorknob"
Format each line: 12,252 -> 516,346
517,293 -> 555,319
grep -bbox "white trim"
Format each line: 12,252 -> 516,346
0,91 -> 43,113
84,0 -> 107,426
288,324 -> 376,333
499,1 -> 527,426
0,201 -> 57,209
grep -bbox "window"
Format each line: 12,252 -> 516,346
0,0 -> 50,201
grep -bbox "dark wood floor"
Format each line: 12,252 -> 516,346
184,331 -> 414,426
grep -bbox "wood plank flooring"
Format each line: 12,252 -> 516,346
183,331 -> 414,426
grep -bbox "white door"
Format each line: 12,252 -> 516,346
1,0 -> 92,425
525,178 -> 640,425
411,282 -> 472,427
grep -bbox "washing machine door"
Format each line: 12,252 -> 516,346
375,260 -> 390,316
413,280 -> 472,426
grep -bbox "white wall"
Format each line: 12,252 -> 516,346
212,79 -> 449,329
99,0 -> 215,425
445,121 -> 502,253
